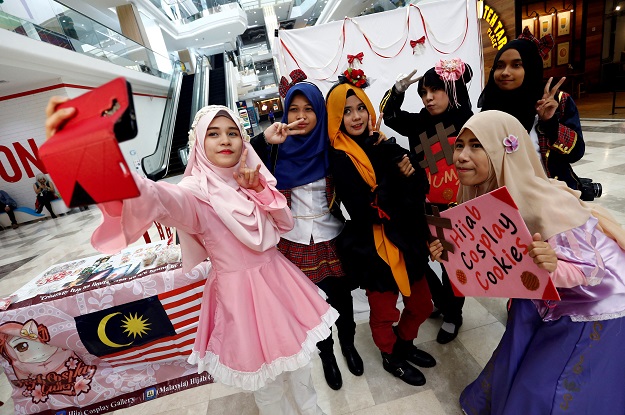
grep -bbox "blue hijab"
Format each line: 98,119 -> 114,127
274,82 -> 329,190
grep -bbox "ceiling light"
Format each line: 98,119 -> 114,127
617,5 -> 622,10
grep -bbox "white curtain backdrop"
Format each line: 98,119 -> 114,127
276,0 -> 483,149
276,1 -> 478,316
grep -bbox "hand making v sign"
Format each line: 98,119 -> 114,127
263,119 -> 308,145
536,76 -> 566,121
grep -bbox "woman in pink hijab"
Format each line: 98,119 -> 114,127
45,100 -> 338,415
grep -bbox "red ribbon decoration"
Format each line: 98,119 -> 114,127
277,3 -> 470,81
347,52 -> 364,65
370,196 -> 390,220
518,27 -> 554,59
278,69 -> 308,98
410,36 -> 426,48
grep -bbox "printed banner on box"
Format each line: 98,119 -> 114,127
427,186 -> 560,300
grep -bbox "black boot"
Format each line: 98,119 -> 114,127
340,343 -> 364,376
393,326 -> 436,368
319,352 -> 343,390
381,350 -> 425,386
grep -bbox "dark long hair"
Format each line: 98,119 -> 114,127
478,39 -> 544,132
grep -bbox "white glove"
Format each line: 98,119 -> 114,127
394,69 -> 422,93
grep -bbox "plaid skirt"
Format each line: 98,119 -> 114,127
277,237 -> 345,284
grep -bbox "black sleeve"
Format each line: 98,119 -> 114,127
380,86 -> 425,138
329,149 -> 381,224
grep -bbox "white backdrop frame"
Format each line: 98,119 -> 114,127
275,0 -> 484,149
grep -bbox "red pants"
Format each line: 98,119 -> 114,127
366,277 -> 432,354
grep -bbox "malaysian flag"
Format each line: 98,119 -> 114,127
75,278 -> 205,366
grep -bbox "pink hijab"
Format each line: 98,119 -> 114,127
177,106 -> 282,271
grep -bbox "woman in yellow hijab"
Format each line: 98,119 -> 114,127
326,77 -> 435,387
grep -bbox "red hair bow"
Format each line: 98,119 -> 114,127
410,36 -> 425,48
518,27 -> 554,59
347,52 -> 364,65
279,69 -> 308,98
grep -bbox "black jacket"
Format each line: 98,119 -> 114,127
329,135 -> 430,293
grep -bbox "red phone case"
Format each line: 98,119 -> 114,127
39,77 -> 140,207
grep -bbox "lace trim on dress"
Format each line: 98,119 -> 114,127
186,307 -> 338,391
570,309 -> 625,322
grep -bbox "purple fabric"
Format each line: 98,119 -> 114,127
537,217 -> 625,322
460,216 -> 625,414
460,299 -> 625,414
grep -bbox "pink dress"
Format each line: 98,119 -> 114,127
91,175 -> 338,391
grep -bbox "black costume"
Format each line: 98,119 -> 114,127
380,65 -> 474,339
330,135 -> 430,293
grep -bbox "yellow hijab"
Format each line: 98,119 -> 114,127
326,83 -> 412,296
458,110 -> 625,248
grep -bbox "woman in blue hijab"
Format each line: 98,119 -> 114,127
251,81 -> 363,391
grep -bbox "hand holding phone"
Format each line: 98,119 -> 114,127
40,77 -> 140,207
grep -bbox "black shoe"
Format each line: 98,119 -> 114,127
320,354 -> 342,390
429,306 -> 442,318
436,319 -> 462,344
341,344 -> 364,376
393,327 -> 436,368
381,352 -> 425,386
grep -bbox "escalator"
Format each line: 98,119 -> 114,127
208,53 -> 227,106
165,73 -> 194,177
142,53 -> 231,179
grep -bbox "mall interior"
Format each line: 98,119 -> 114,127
2,0 -> 625,414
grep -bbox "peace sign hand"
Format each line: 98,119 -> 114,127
395,69 -> 422,93
233,148 -> 264,192
264,119 -> 307,145
369,113 -> 387,145
536,77 -> 566,121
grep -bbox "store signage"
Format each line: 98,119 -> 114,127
478,0 -> 509,50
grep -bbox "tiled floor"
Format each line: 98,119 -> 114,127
1,117 -> 624,415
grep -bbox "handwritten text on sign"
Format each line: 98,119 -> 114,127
428,187 -> 559,300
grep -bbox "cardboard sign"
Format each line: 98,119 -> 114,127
427,186 -> 560,300
425,136 -> 459,204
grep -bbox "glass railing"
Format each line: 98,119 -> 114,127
0,0 -> 171,80
148,0 -> 241,26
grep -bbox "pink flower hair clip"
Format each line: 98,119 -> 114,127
435,58 -> 465,82
503,135 -> 519,154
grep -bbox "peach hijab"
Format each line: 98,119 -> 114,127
457,110 -> 625,247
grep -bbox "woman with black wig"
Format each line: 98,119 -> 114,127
380,58 -> 473,344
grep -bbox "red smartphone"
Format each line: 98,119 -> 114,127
39,77 -> 140,207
